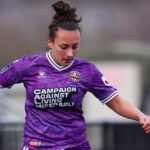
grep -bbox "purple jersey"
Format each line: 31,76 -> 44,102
0,51 -> 118,150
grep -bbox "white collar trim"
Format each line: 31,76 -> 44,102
46,50 -> 74,71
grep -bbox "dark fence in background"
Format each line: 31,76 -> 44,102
0,122 -> 23,150
101,123 -> 150,150
0,122 -> 150,150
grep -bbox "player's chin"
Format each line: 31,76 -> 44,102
63,59 -> 73,66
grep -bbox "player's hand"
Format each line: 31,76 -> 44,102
139,115 -> 150,134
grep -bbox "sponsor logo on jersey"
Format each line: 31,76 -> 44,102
0,64 -> 12,74
34,87 -> 78,109
38,71 -> 46,78
69,71 -> 81,82
30,141 -> 42,147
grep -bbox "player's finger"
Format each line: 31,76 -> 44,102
140,116 -> 150,128
142,122 -> 149,128
142,124 -> 150,130
140,118 -> 146,127
143,124 -> 150,131
145,129 -> 150,134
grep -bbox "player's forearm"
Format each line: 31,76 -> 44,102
107,95 -> 145,121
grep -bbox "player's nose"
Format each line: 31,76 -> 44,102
66,49 -> 73,58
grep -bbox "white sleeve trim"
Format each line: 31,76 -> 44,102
102,91 -> 119,104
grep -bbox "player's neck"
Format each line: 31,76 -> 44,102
50,50 -> 65,68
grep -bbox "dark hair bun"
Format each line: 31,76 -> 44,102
52,0 -> 81,23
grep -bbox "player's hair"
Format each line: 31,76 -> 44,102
49,0 -> 82,42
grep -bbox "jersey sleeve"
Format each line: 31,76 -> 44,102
89,64 -> 118,104
0,56 -> 28,88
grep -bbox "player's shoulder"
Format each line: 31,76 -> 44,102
10,52 -> 47,72
74,58 -> 102,76
14,52 -> 46,64
23,52 -> 45,62
74,58 -> 97,69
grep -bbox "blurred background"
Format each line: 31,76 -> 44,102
0,0 -> 150,149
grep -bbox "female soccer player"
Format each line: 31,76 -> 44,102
0,1 -> 150,150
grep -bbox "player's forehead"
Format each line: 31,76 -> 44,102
54,28 -> 80,44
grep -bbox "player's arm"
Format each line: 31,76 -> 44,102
0,64 -> 13,88
0,56 -> 28,88
107,95 -> 150,133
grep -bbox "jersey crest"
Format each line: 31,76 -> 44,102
69,71 -> 81,82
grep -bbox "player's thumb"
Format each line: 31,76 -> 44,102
139,116 -> 146,125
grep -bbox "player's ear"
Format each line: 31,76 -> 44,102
47,38 -> 54,49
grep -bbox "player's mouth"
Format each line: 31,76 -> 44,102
63,59 -> 73,63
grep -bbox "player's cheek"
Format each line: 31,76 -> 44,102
73,50 -> 78,57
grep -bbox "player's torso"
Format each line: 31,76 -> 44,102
18,53 -> 95,148
22,53 -> 92,111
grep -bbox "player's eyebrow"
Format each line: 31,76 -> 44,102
72,42 -> 79,46
59,43 -> 68,46
59,42 -> 79,47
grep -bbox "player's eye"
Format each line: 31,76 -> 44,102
72,44 -> 79,49
60,44 -> 68,50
